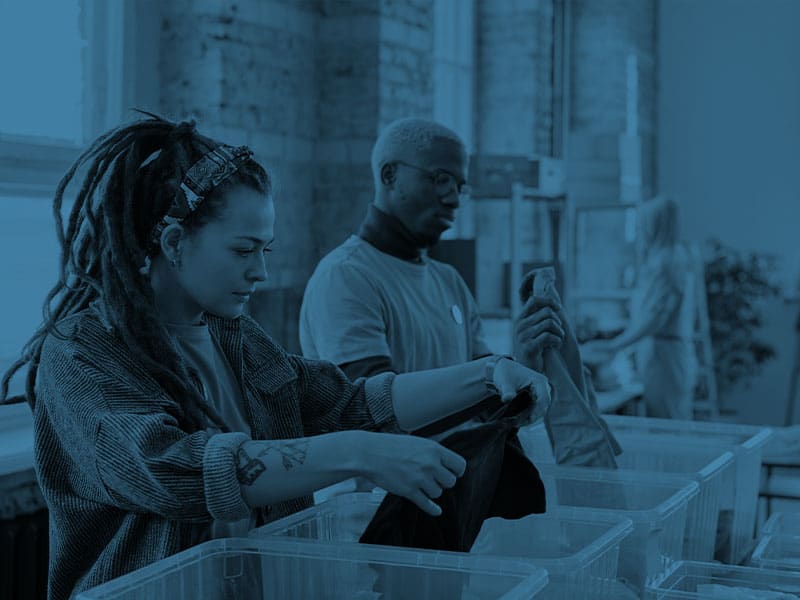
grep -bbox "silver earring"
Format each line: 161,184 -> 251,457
138,256 -> 152,276
170,257 -> 179,268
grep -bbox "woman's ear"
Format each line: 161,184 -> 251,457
160,224 -> 185,268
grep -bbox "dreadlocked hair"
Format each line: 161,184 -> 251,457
0,114 -> 271,435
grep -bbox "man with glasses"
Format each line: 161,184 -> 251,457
300,118 -> 618,498
300,117 -> 575,381
300,117 -> 556,501
299,118 -> 499,381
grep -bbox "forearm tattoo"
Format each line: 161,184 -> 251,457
236,447 -> 266,485
235,440 -> 309,486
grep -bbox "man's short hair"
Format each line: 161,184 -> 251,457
370,118 -> 465,186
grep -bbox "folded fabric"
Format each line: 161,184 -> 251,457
530,267 -> 622,467
359,393 -> 546,552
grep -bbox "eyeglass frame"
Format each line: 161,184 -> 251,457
392,160 -> 472,197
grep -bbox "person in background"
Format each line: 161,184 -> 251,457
582,195 -> 698,419
300,117 -> 618,473
0,115 -> 552,600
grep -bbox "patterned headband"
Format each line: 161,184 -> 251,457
149,144 -> 254,252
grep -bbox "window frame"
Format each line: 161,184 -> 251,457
0,0 -> 159,196
0,0 -> 160,448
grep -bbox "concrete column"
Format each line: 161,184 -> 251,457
568,0 -> 656,205
476,0 -> 554,157
312,0 -> 434,261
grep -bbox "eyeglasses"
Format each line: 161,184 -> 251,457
394,161 -> 472,197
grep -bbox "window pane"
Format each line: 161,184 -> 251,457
0,0 -> 84,142
0,195 -> 63,382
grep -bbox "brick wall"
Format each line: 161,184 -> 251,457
155,0 -> 660,342
476,0 -> 554,157
378,1 -> 433,127
158,0 -> 436,348
474,0 -> 556,310
159,0 -> 317,288
568,0 -> 656,204
312,0 -> 434,262
159,0 -> 318,347
313,2 -> 379,262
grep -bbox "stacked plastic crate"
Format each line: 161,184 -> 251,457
250,492 -> 634,600
603,415 -> 773,565
647,561 -> 800,598
749,510 -> 800,572
534,463 -> 698,595
589,417 -> 785,598
518,423 -> 735,562
76,415 -> 774,598
75,537 -> 549,599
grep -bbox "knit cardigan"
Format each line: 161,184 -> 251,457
33,305 -> 398,599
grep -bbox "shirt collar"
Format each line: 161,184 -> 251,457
357,204 -> 425,263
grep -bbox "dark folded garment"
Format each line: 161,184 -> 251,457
359,393 -> 546,552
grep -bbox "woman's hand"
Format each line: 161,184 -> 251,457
355,432 -> 466,517
490,358 -> 552,416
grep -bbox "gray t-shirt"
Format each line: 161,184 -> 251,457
300,235 -> 491,372
168,320 -> 251,436
168,320 -> 253,538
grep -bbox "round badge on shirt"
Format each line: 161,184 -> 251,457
451,304 -> 463,325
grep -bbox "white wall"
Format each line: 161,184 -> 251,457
658,0 -> 800,425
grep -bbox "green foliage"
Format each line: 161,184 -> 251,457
704,239 -> 781,394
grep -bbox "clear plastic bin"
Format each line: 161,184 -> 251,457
76,537 -> 549,600
646,560 -> 800,599
518,424 -> 734,562
762,511 -> 800,537
536,463 -> 699,595
750,533 -> 800,571
604,415 -> 773,564
254,491 -> 385,542
470,509 -> 634,600
252,494 -> 632,600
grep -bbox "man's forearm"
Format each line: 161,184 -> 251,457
236,432 -> 363,508
391,356 -> 495,431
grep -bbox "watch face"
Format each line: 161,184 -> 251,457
451,304 -> 463,324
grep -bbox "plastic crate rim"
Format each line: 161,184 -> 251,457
645,559 -> 800,597
76,537 -> 548,599
472,512 -> 633,574
750,532 -> 800,566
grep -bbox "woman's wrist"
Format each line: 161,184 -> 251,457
341,430 -> 374,479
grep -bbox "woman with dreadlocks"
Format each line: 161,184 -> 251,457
0,115 -> 551,599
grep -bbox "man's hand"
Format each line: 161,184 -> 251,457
489,358 -> 552,419
514,296 -> 566,368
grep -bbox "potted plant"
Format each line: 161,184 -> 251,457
704,238 -> 781,397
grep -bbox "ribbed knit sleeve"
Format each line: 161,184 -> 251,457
38,333 -> 252,523
289,355 -> 402,435
202,432 -> 251,520
364,371 -> 398,428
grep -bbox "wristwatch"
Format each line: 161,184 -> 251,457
485,354 -> 515,395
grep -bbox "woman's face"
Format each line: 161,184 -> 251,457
171,185 -> 275,321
